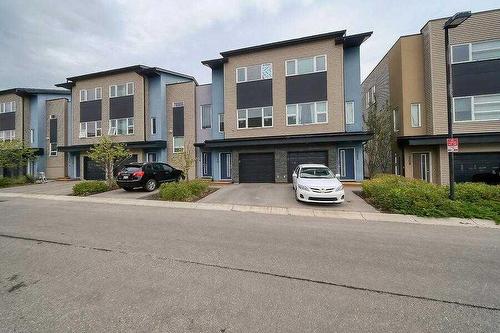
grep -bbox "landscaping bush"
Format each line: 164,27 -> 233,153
159,179 -> 210,202
0,176 -> 31,188
72,181 -> 109,196
362,174 -> 500,223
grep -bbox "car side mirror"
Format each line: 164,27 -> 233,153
335,173 -> 341,179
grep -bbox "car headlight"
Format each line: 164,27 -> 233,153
298,184 -> 310,191
335,184 -> 344,191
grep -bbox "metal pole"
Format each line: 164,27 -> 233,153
444,27 -> 455,200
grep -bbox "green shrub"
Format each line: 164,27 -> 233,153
72,181 -> 109,196
0,176 -> 31,188
159,179 -> 210,202
362,175 -> 500,223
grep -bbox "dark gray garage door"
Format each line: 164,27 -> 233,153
239,153 -> 275,183
287,151 -> 328,182
83,156 -> 105,180
454,152 -> 500,184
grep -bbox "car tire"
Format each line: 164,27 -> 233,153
144,179 -> 157,192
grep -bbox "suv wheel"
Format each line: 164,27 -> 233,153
144,179 -> 157,192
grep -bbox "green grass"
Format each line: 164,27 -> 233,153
72,181 -> 109,196
159,179 -> 210,202
0,176 -> 34,188
362,174 -> 500,224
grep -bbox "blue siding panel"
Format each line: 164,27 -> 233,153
344,46 -> 363,132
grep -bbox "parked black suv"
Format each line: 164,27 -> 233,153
116,162 -> 184,191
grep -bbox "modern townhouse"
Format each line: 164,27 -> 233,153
0,88 -> 70,178
55,65 -> 199,180
197,30 -> 373,183
362,9 -> 500,184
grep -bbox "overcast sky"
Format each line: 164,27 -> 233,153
0,0 -> 498,90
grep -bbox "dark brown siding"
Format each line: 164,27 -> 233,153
109,95 -> 134,119
286,72 -> 327,104
80,100 -> 102,122
236,79 -> 273,109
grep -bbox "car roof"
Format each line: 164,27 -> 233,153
298,164 -> 329,168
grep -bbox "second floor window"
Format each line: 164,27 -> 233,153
410,103 -> 422,127
109,117 -> 134,135
451,39 -> 500,63
79,121 -> 102,138
393,109 -> 399,132
0,101 -> 16,113
0,130 -> 15,141
286,55 -> 326,76
237,107 -> 273,129
110,82 -> 134,98
201,104 -> 212,129
286,101 -> 327,126
173,136 -> 184,153
345,101 -> 355,125
80,87 -> 102,102
218,113 -> 224,132
236,63 -> 272,83
454,93 -> 500,122
365,86 -> 376,108
30,129 -> 35,143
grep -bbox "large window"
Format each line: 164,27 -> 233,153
451,39 -> 500,63
345,101 -> 355,125
79,87 -> 102,102
286,101 -> 327,126
453,93 -> 500,122
109,82 -> 134,98
201,104 -> 212,129
173,136 -> 184,153
79,121 -> 102,138
237,107 -> 273,129
218,113 -> 224,132
109,117 -> 134,135
0,101 -> 16,113
365,86 -> 376,108
285,55 -> 326,76
0,130 -> 15,141
410,103 -> 422,127
236,63 -> 272,83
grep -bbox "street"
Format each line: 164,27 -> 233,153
1,197 -> 499,332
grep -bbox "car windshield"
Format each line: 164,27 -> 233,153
300,167 -> 334,179
123,165 -> 141,173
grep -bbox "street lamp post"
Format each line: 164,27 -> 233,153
443,11 -> 471,200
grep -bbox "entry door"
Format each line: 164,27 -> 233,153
338,148 -> 355,180
220,153 -> 232,180
412,153 -> 431,182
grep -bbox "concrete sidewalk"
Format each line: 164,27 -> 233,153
0,192 -> 497,229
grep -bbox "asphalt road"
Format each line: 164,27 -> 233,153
0,197 -> 499,332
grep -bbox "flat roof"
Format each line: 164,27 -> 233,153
0,88 -> 70,96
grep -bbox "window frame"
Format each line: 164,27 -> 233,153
173,136 -> 184,153
236,106 -> 273,129
235,63 -> 273,83
410,103 -> 422,128
451,39 -> 500,64
49,142 -> 57,156
79,121 -> 102,138
285,55 -> 327,76
30,129 -> 35,144
80,89 -> 88,102
393,109 -> 399,132
453,93 -> 500,122
151,117 -> 157,135
0,130 -> 15,141
108,117 -> 134,136
218,113 -> 224,132
200,104 -> 212,129
109,82 -> 135,98
95,87 -> 102,100
286,101 -> 328,126
345,101 -> 355,125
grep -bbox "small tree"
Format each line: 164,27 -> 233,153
363,100 -> 396,177
175,138 -> 195,180
0,139 -> 36,176
88,136 -> 130,187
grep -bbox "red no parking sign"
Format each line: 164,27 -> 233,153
447,138 -> 459,152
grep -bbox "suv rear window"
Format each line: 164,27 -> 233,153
123,165 -> 141,172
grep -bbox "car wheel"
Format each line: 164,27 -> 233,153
144,179 -> 157,192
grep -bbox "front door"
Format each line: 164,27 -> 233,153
220,153 -> 232,180
413,153 -> 431,182
338,148 -> 355,180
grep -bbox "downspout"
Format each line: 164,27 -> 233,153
143,75 -> 147,143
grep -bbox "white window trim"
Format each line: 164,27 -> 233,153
79,121 -> 102,138
0,130 -> 15,141
108,117 -> 134,136
453,93 -> 500,122
49,143 -> 57,157
200,104 -> 212,129
410,103 -> 422,127
236,107 -> 273,129
345,101 -> 355,125
95,87 -> 102,100
285,54 -> 327,76
413,152 -> 432,183
286,101 -> 328,126
109,82 -> 134,98
218,113 -> 224,132
235,63 -> 273,83
393,109 -> 399,132
173,136 -> 184,153
80,89 -> 87,102
451,39 -> 500,64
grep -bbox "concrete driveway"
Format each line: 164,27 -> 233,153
0,180 -> 78,196
200,183 -> 377,212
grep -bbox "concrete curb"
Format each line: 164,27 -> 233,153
0,192 -> 498,229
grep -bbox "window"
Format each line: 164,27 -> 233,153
235,63 -> 273,83
173,136 -> 184,153
80,89 -> 87,102
394,154 -> 401,176
218,113 -> 224,132
202,152 -> 210,175
285,55 -> 327,76
0,130 -> 15,141
201,104 -> 212,129
0,101 -> 16,113
95,87 -> 102,100
451,39 -> 500,63
393,109 -> 399,132
410,103 -> 422,127
286,101 -> 328,126
345,101 -> 355,125
365,86 -> 376,108
80,88 -> 102,101
30,129 -> 35,143
147,153 -> 157,162
236,107 -> 273,129
79,121 -> 102,138
109,82 -> 134,98
108,118 -> 134,135
453,93 -> 500,122
49,143 -> 57,156
151,117 -> 157,135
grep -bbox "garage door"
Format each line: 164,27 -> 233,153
454,152 -> 500,184
83,157 -> 105,180
287,151 -> 328,182
239,153 -> 275,183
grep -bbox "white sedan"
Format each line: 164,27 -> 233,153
292,164 -> 345,203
